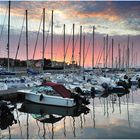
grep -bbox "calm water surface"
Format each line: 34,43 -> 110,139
1,89 -> 140,139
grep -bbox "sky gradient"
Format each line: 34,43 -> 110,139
0,1 -> 140,67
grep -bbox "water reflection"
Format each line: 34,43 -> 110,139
1,88 -> 140,139
18,101 -> 90,138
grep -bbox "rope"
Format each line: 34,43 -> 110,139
14,14 -> 25,61
32,12 -> 43,60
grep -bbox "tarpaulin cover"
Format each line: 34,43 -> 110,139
42,82 -> 72,98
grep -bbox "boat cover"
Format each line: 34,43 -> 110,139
42,82 -> 72,98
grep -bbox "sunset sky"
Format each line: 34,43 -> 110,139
0,1 -> 140,67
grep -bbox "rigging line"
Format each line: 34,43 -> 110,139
44,12 -> 51,52
32,12 -> 43,60
96,45 -> 101,66
0,8 -> 8,42
14,14 -> 25,61
44,21 -> 51,52
54,27 -> 64,60
70,31 -> 80,62
65,26 -> 73,59
84,35 -> 92,64
96,46 -> 104,67
96,45 -> 103,67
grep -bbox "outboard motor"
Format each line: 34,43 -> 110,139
75,87 -> 85,95
117,80 -> 129,91
73,93 -> 89,106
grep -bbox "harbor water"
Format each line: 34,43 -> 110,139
0,89 -> 140,139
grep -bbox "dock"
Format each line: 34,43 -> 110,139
0,87 -> 30,100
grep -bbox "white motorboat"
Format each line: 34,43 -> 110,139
18,82 -> 89,107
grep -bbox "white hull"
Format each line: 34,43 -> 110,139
19,90 -> 76,107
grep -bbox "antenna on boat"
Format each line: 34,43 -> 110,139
7,0 -> 11,72
25,10 -> 29,69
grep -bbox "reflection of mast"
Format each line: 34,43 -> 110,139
111,95 -> 115,113
43,123 -> 46,139
36,120 -> 41,138
27,114 -> 29,139
51,123 -> 54,139
80,115 -> 83,129
106,97 -> 109,117
118,97 -> 121,114
16,107 -> 23,137
63,117 -> 66,137
72,117 -> 76,137
93,98 -> 95,128
126,94 -> 131,128
103,98 -> 106,116
8,126 -> 11,139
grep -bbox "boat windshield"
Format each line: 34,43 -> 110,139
31,86 -> 54,93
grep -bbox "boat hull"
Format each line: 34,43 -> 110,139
19,90 -> 76,107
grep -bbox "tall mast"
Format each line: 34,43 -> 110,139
51,10 -> 53,62
63,24 -> 65,72
42,8 -> 45,69
83,34 -> 85,78
111,38 -> 114,69
25,10 -> 28,69
79,26 -> 82,67
122,45 -> 125,69
127,35 -> 130,71
103,37 -> 105,68
118,43 -> 121,69
7,0 -> 11,71
131,41 -> 133,68
92,26 -> 95,69
72,24 -> 75,68
106,34 -> 108,68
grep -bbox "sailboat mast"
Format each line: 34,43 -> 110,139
7,0 -> 11,71
79,26 -> 82,67
63,24 -> 65,72
72,24 -> 75,68
51,10 -> 53,62
103,37 -> 105,68
25,10 -> 28,69
131,41 -> 133,68
92,26 -> 95,69
106,34 -> 108,68
42,8 -> 45,69
111,38 -> 114,69
127,35 -> 130,71
83,34 -> 85,78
